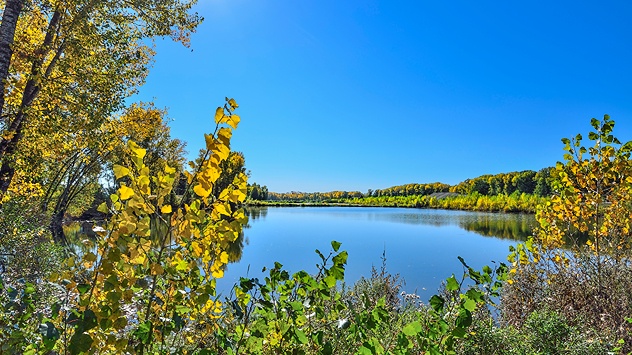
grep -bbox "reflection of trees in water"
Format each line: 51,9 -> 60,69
459,214 -> 535,241
245,206 -> 268,222
63,221 -> 101,256
226,230 -> 247,264
221,208 -> 263,266
364,210 -> 536,242
64,214 -> 250,266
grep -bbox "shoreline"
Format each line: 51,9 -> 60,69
245,199 -> 539,214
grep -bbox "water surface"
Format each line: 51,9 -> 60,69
217,206 -> 535,300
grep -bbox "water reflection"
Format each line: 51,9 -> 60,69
65,207 -> 534,301
64,216 -> 250,265
458,214 -> 535,241
367,210 -> 535,240
243,207 -> 535,241
246,207 -> 268,221
65,208 -> 534,260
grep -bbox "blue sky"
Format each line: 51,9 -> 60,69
135,0 -> 632,193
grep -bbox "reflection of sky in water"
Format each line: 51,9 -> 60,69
219,207 -> 535,301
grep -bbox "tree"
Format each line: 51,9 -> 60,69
534,167 -> 553,196
0,0 -> 25,119
0,0 -> 201,197
471,178 -> 490,195
37,99 -> 248,353
513,171 -> 536,194
505,116 -> 632,348
40,103 -> 186,243
536,115 -> 632,256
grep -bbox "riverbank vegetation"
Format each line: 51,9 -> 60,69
248,169 -> 553,214
1,1 -> 631,353
250,192 -> 547,213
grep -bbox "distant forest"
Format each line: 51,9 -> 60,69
248,167 -> 554,202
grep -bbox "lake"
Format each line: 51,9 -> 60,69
216,206 -> 536,301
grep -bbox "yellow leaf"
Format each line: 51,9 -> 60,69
215,203 -> 230,216
130,251 -> 146,265
164,165 -> 176,174
227,98 -> 238,109
214,107 -> 224,124
128,141 -> 147,159
184,170 -> 193,184
113,165 -> 130,179
230,189 -> 246,203
217,127 -> 232,145
97,202 -> 109,213
84,252 -> 97,262
161,205 -> 172,214
191,241 -> 203,257
212,268 -> 224,278
150,263 -> 164,275
204,133 -> 215,151
220,251 -> 228,264
193,185 -> 210,198
227,114 -> 240,129
118,185 -> 134,200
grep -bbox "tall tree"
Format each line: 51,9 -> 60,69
0,0 -> 201,197
40,102 -> 186,243
0,0 -> 25,122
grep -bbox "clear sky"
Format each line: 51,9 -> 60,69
134,0 -> 632,193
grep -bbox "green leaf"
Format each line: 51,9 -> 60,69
429,295 -> 444,312
446,275 -> 459,292
468,268 -> 482,283
465,289 -> 484,303
113,164 -> 130,179
463,298 -> 476,312
176,305 -> 192,314
402,321 -> 422,336
39,321 -> 60,340
621,141 -> 632,152
50,302 -> 61,319
288,301 -> 303,311
456,308 -> 472,328
82,309 -> 98,332
323,275 -> 336,288
332,251 -> 348,266
457,255 -> 469,269
69,332 -> 93,355
77,283 -> 90,295
294,328 -> 308,344
133,321 -> 153,344
24,283 -> 36,295
452,326 -> 466,338
331,240 -> 342,252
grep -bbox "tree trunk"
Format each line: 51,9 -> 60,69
0,0 -> 24,124
49,210 -> 67,245
0,9 -> 61,195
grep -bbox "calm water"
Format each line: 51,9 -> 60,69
64,207 -> 535,301
216,206 -> 535,301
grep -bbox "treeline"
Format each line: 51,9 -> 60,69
266,190 -> 364,201
248,168 -> 555,205
368,182 -> 450,197
247,183 -> 269,200
449,168 -> 553,196
331,192 -> 544,213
